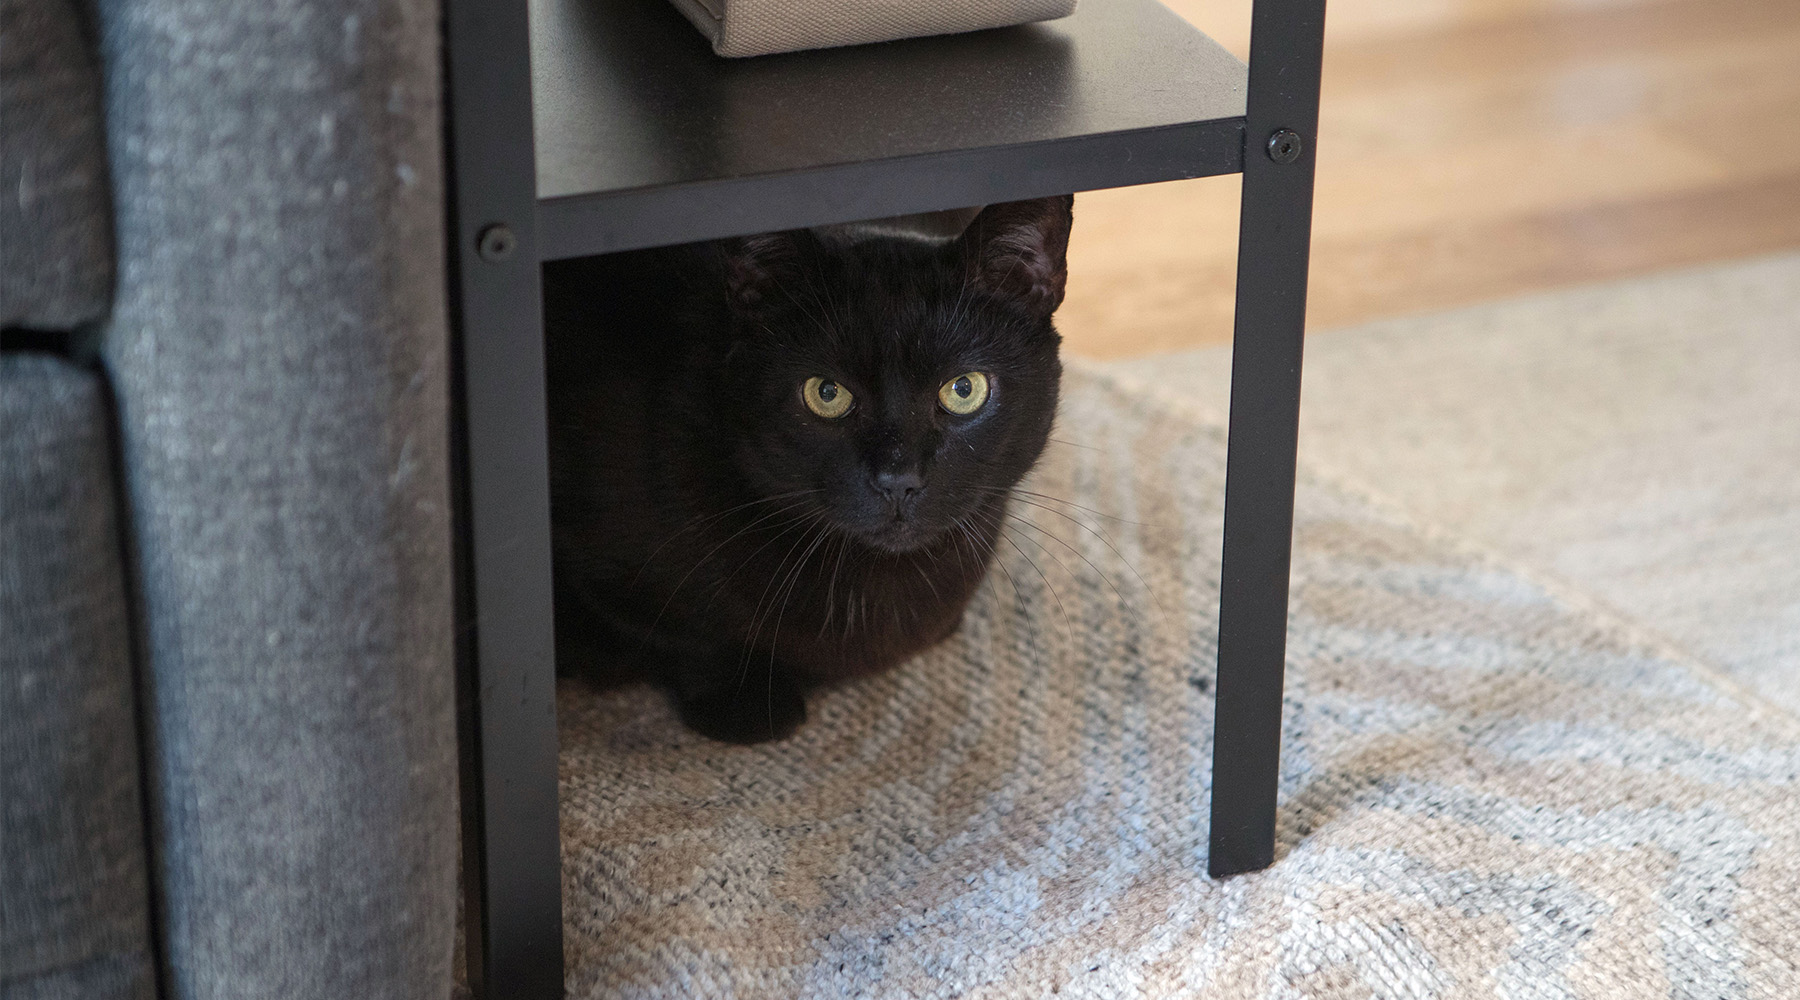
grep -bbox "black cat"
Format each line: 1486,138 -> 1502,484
545,196 -> 1072,743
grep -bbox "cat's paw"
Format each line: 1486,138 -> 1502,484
676,671 -> 808,744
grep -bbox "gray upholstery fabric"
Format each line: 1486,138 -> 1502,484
0,355 -> 155,1000
0,0 -> 115,329
92,0 -> 458,996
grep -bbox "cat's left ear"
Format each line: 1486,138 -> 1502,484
959,195 -> 1075,320
719,232 -> 805,316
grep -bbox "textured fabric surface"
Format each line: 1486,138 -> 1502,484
1,355 -> 155,1000
556,367 -> 1800,997
1109,251 -> 1800,717
92,0 -> 459,995
0,0 -> 115,328
666,0 -> 1077,58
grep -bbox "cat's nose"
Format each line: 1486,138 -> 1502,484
873,469 -> 924,504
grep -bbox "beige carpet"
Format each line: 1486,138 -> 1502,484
1108,250 -> 1800,718
557,267 -> 1800,994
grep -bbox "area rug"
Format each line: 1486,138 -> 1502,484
557,351 -> 1800,996
1107,250 -> 1800,717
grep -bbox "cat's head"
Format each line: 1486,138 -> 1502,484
712,197 -> 1072,553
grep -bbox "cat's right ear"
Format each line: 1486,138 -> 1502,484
720,233 -> 804,316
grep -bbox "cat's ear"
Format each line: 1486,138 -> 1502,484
719,233 -> 804,316
960,195 -> 1075,319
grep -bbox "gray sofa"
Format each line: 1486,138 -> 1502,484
2,0 -> 460,996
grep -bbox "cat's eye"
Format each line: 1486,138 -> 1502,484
802,376 -> 854,419
938,372 -> 990,415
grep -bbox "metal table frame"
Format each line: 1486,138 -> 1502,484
443,0 -> 1325,994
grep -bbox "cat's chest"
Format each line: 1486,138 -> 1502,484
698,526 -> 987,679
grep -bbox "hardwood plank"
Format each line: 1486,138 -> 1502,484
1321,0 -> 1800,89
1305,171 -> 1800,331
1063,172 -> 1800,357
1058,0 -> 1800,358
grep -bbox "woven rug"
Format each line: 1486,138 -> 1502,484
557,361 -> 1800,997
1107,251 -> 1800,718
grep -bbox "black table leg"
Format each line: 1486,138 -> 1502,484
1208,0 -> 1328,879
445,0 -> 566,996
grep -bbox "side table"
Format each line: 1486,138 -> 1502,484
442,0 -> 1325,994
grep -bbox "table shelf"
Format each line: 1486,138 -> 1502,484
530,0 -> 1247,258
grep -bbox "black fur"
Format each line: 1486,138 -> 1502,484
546,196 -> 1073,743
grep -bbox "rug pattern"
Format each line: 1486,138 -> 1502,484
558,368 -> 1800,998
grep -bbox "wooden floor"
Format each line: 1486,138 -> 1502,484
1057,0 -> 1800,358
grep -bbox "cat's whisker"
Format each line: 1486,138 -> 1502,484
837,537 -> 866,640
818,531 -> 851,640
639,498 -> 822,648
997,519 -> 1084,604
1004,495 -> 1168,625
839,582 -> 857,649
999,507 -> 1168,633
734,507 -> 824,726
1046,436 -> 1104,453
833,537 -> 861,641
966,507 -> 1066,652
945,520 -> 969,578
754,514 -> 834,659
1010,488 -> 1161,529
957,512 -> 1022,615
952,480 -> 1168,620
990,520 -> 1075,646
762,517 -> 837,668
910,559 -> 942,602
690,505 -> 824,646
737,512 -> 826,646
628,488 -> 824,591
951,480 -> 1162,530
947,522 -> 970,577
736,514 -> 829,692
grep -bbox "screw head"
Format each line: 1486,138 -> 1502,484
476,224 -> 517,262
1267,129 -> 1304,165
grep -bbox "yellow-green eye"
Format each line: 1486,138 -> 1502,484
938,372 -> 990,415
802,376 -> 853,418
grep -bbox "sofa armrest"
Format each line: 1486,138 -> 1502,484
93,0 -> 459,995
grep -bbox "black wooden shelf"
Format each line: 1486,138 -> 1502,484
530,0 -> 1248,259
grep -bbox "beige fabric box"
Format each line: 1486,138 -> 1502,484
665,0 -> 1079,58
